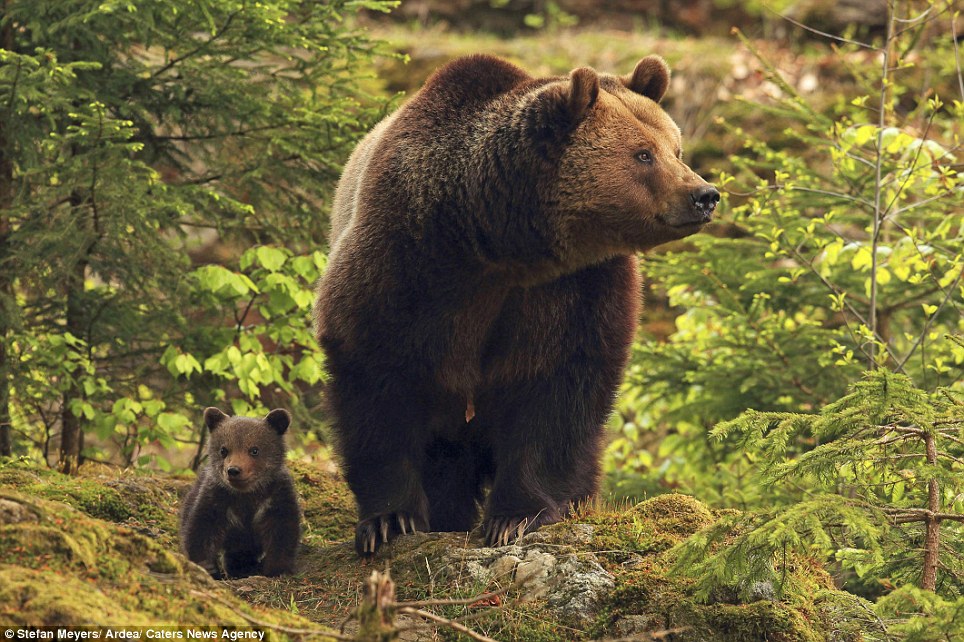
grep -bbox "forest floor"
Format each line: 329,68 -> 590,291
0,459 -> 873,640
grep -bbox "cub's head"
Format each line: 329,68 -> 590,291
537,56 -> 719,261
203,407 -> 291,492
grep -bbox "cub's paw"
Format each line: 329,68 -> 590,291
482,511 -> 558,548
355,512 -> 427,557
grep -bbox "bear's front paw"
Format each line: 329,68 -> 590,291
483,511 -> 558,548
355,512 -> 427,556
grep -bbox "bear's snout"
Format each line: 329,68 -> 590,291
659,184 -> 720,229
222,458 -> 257,489
691,185 -> 720,218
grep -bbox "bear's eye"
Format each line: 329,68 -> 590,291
635,150 -> 653,164
249,447 -> 259,457
219,446 -> 228,457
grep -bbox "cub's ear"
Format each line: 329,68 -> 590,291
568,67 -> 599,122
203,407 -> 228,433
623,55 -> 671,103
264,408 -> 292,435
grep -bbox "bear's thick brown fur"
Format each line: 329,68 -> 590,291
179,408 -> 301,577
314,54 -> 718,556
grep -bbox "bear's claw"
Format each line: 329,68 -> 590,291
484,516 -> 528,547
355,512 -> 424,556
483,510 -> 556,548
484,515 -> 545,546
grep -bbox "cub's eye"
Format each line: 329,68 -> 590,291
249,447 -> 259,457
219,447 -> 228,457
635,150 -> 653,164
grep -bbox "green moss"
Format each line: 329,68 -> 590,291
572,494 -> 715,564
0,490 -> 334,637
289,460 -> 356,543
0,466 -> 131,520
0,566 -> 149,626
0,462 -> 187,548
630,494 -> 715,538
591,568 -> 826,641
701,601 -> 823,642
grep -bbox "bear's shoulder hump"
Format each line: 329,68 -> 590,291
421,54 -> 531,105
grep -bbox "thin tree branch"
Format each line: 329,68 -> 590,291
770,8 -> 880,50
149,10 -> 241,80
896,266 -> 964,370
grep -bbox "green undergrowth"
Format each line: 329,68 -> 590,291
0,460 -> 860,639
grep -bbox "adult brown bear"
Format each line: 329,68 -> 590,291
314,54 -> 718,556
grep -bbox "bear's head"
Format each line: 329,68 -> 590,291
202,407 -> 291,492
538,56 -> 719,263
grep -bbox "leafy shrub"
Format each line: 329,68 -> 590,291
0,0 -> 398,470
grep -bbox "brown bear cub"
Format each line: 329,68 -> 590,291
315,54 -> 719,556
179,407 -> 300,578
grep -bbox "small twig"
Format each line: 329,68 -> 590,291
896,266 -> 964,370
787,186 -> 876,211
398,606 -> 500,642
601,628 -> 692,641
939,432 -> 964,448
149,10 -> 241,80
395,570 -> 536,609
952,8 -> 964,101
772,9 -> 879,49
393,606 -> 498,634
874,433 -> 916,447
853,592 -> 889,633
235,293 -> 259,337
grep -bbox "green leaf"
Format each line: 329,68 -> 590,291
256,246 -> 287,272
157,412 -> 190,432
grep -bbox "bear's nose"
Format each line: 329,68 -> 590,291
692,186 -> 720,212
227,466 -> 241,477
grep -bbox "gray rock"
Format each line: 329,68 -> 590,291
440,528 -> 616,624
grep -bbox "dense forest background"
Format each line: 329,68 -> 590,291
1,0 -> 962,637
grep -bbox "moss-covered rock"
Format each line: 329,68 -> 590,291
0,489 -> 335,638
0,462 -> 188,548
288,460 -> 356,543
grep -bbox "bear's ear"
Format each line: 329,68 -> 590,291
567,67 -> 600,122
623,55 -> 671,103
264,408 -> 291,435
203,407 -> 228,433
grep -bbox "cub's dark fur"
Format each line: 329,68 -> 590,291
179,407 -> 300,578
314,54 -> 719,556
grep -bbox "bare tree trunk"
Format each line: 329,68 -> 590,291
0,341 -> 10,457
0,0 -> 16,457
57,252 -> 89,474
57,189 -> 90,474
922,431 -> 940,591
